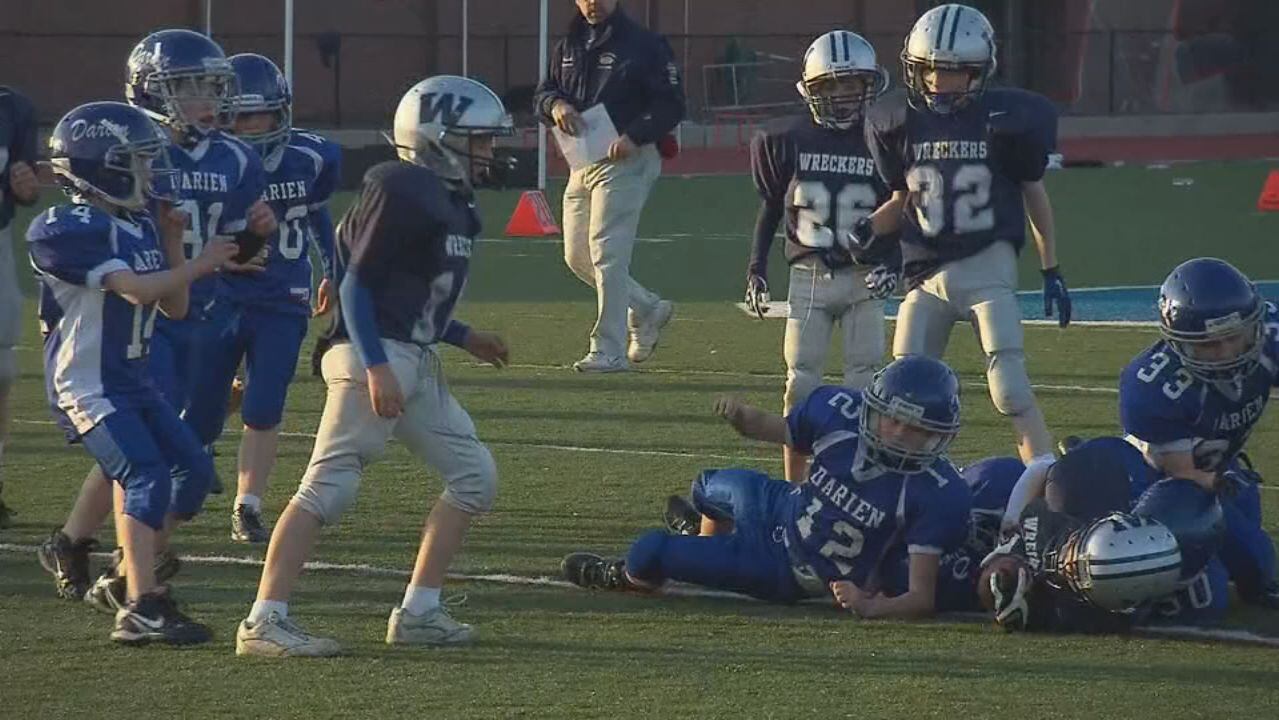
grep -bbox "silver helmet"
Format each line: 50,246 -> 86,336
1059,513 -> 1182,612
901,4 -> 997,114
388,75 -> 514,187
796,30 -> 887,130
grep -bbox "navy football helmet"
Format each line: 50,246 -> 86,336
125,29 -> 237,141
1133,477 -> 1226,582
48,101 -> 177,212
1158,258 -> 1263,385
228,53 -> 292,160
860,355 -> 961,472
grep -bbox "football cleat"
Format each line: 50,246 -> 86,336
236,612 -> 341,657
663,495 -> 701,536
386,606 -> 474,646
572,352 -> 629,374
628,300 -> 674,364
561,552 -> 634,591
111,589 -> 211,646
85,572 -> 127,614
232,504 -> 271,543
36,529 -> 97,600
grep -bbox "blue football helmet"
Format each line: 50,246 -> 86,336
125,29 -> 237,141
1158,258 -> 1263,385
860,355 -> 961,472
228,53 -> 292,160
1133,478 -> 1226,582
47,101 -> 177,212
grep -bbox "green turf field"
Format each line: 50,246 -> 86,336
2,162 -> 1278,718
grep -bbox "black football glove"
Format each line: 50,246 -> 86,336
846,216 -> 876,253
745,272 -> 770,319
1042,266 -> 1072,328
990,564 -> 1033,632
864,265 -> 899,300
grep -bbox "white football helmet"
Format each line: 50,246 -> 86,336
796,30 -> 887,130
901,4 -> 997,113
388,75 -> 514,187
1059,513 -> 1182,612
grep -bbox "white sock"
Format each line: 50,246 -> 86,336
236,494 -> 262,512
401,585 -> 441,615
248,599 -> 287,625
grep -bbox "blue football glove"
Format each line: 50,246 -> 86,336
745,272 -> 770,319
865,265 -> 899,300
1042,266 -> 1071,328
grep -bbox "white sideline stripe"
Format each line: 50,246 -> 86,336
8,418 -> 781,465
3,544 -> 1276,648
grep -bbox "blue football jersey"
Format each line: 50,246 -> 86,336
960,455 -> 1022,557
165,130 -> 266,308
865,87 -> 1058,284
28,204 -> 167,438
783,385 -> 972,587
750,115 -> 894,269
330,161 -> 478,348
1119,302 -> 1279,473
219,129 -> 341,314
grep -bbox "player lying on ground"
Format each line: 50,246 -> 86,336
563,355 -> 972,620
30,101 -> 238,644
980,441 -> 1229,633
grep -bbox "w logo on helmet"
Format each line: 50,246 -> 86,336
419,92 -> 474,127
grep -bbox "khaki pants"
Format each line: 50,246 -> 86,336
783,260 -> 885,412
562,144 -> 662,359
292,340 -> 497,524
893,240 -> 1036,416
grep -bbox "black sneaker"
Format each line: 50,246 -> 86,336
231,504 -> 271,543
88,549 -> 183,614
663,495 -> 701,536
111,589 -> 211,646
36,530 -> 97,600
561,552 -> 633,591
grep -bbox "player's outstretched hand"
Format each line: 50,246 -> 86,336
154,201 -> 189,250
745,273 -> 770,319
8,161 -> 40,204
366,363 -> 404,418
247,199 -> 278,238
1042,266 -> 1071,328
830,580 -> 873,616
312,277 -> 334,317
465,330 -> 509,368
713,395 -> 746,423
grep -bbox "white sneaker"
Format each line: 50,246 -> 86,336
386,606 -> 474,646
235,612 -> 341,657
628,300 -> 674,363
572,352 -> 629,373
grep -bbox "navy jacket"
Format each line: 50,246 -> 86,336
534,9 -> 685,146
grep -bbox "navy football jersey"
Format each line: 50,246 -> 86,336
165,130 -> 266,308
219,129 -> 341,314
783,385 -> 971,588
865,87 -> 1058,283
331,161 -> 479,348
751,116 -> 894,269
28,204 -> 167,438
1119,302 -> 1279,473
0,86 -> 38,233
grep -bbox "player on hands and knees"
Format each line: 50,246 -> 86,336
29,102 -> 238,643
563,355 -> 971,621
37,29 -> 275,602
1118,258 -> 1279,608
861,4 -> 1068,485
236,76 -> 512,657
179,53 -> 342,544
745,30 -> 897,483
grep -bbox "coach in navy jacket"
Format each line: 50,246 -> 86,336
534,0 -> 684,373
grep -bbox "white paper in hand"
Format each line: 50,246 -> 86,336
551,104 -> 618,171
